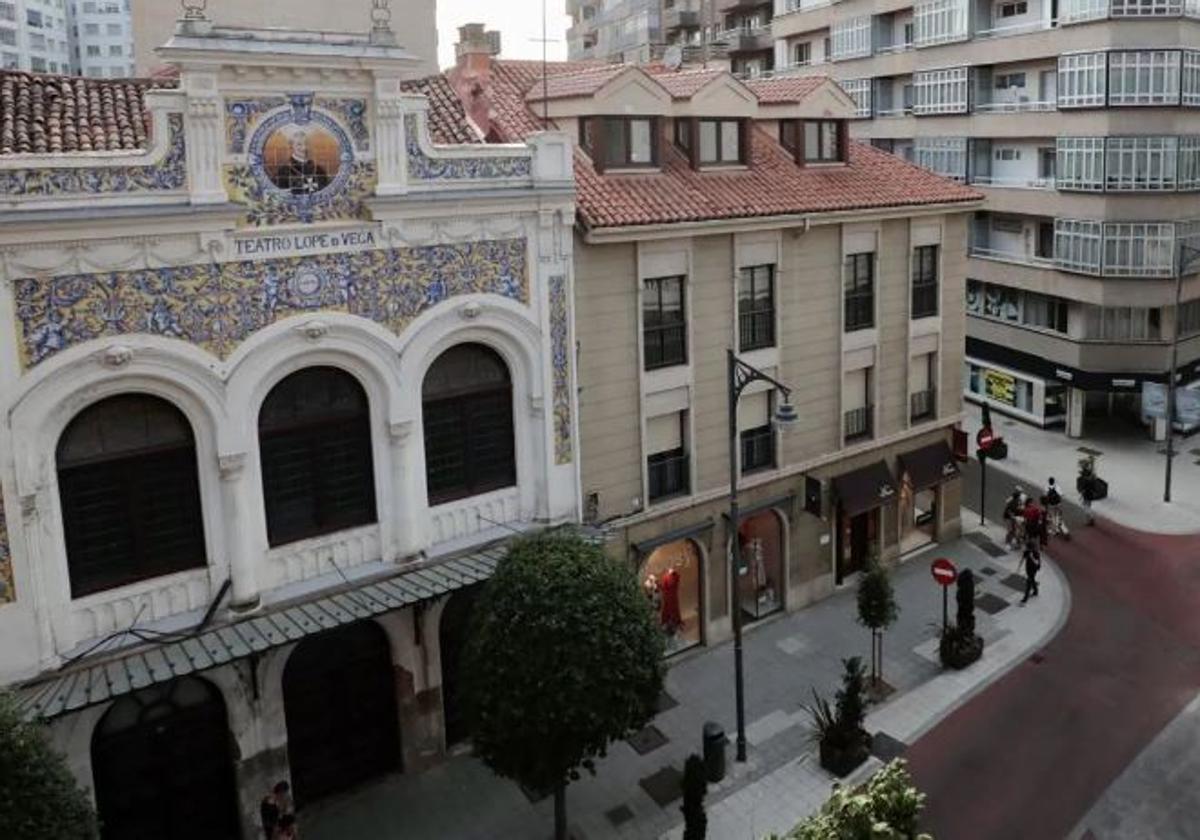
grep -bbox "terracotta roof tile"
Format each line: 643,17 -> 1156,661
0,70 -> 174,156
525,64 -> 630,102
400,75 -> 480,144
643,66 -> 729,99
743,75 -> 827,104
475,60 -> 981,230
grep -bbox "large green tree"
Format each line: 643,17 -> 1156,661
0,692 -> 97,840
462,532 -> 665,839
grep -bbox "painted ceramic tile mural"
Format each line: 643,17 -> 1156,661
14,238 -> 529,368
0,497 -> 13,606
0,114 -> 187,197
405,115 -> 532,181
225,97 -> 288,154
317,98 -> 371,151
550,274 -> 573,465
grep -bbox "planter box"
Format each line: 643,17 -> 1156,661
819,738 -> 870,778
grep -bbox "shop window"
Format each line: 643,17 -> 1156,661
643,275 -> 687,370
844,252 -> 875,331
738,264 -> 775,351
640,539 -> 703,655
911,245 -> 939,318
259,367 -> 377,547
423,344 -> 517,505
57,395 -> 207,598
738,510 -> 784,622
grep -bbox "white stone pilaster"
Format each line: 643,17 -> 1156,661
374,74 -> 409,196
182,70 -> 226,205
218,454 -> 261,610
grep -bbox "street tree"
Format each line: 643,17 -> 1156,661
857,561 -> 899,688
462,532 -> 665,840
0,692 -> 97,840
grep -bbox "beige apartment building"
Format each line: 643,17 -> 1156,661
132,0 -> 439,75
452,28 -> 980,651
771,0 -> 1200,438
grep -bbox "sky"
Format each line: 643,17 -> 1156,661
436,0 -> 571,69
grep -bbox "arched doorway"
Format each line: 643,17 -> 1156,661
91,676 -> 238,840
438,586 -> 483,748
282,621 -> 400,807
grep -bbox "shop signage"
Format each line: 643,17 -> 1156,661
984,369 -> 1017,407
232,225 -> 380,259
1056,369 -> 1074,382
931,557 -> 957,587
1112,379 -> 1136,388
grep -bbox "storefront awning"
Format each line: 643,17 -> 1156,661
898,440 -> 961,492
14,546 -> 505,722
832,460 -> 898,518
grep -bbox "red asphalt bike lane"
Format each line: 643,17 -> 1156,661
905,520 -> 1200,840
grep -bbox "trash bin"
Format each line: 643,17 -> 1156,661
703,721 -> 726,783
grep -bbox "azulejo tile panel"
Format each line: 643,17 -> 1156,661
317,98 -> 371,151
14,238 -> 529,368
225,97 -> 287,154
0,497 -> 13,606
550,274 -> 573,465
225,161 -> 377,227
0,114 -> 187,197
405,115 -> 532,181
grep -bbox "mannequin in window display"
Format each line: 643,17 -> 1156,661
658,565 -> 683,634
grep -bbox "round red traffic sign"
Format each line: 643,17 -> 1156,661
931,558 -> 958,587
976,428 -> 994,450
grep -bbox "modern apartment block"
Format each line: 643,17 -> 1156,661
70,0 -> 134,78
772,0 -> 1200,438
567,0 -> 777,77
1,0 -> 72,73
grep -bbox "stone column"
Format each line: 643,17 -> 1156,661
181,71 -> 226,205
218,454 -> 261,611
388,420 -> 424,562
1066,387 -> 1086,439
373,76 -> 409,196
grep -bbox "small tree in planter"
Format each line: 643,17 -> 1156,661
804,657 -> 871,777
857,561 -> 899,697
939,568 -> 983,669
681,753 -> 707,840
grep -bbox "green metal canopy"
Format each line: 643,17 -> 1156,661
15,546 -> 505,721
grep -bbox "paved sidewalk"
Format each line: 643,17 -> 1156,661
962,412 -> 1200,534
303,519 -> 1068,840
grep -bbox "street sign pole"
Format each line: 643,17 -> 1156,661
931,558 -> 958,632
943,585 -> 949,632
979,450 -> 986,526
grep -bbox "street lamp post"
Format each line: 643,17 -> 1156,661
727,349 -> 798,763
1165,243 -> 1200,503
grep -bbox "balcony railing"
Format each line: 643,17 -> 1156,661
971,175 -> 1056,190
969,246 -> 1057,269
648,451 -> 690,502
844,406 -> 873,442
741,425 -> 776,473
875,42 -> 914,55
718,25 -> 774,53
975,100 -> 1056,113
739,309 -> 775,352
975,18 -> 1056,38
875,106 -> 913,118
910,389 -> 937,422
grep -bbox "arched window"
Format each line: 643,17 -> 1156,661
57,395 -> 206,598
422,344 -> 516,505
259,367 -> 377,547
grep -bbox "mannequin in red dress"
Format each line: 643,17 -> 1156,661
659,566 -> 682,633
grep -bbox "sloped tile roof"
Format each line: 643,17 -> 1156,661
0,71 -> 172,155
643,66 -> 731,99
743,75 -> 827,104
524,64 -> 630,102
478,60 -> 981,231
400,75 -> 481,144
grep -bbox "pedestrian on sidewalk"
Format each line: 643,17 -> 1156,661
1020,544 -> 1041,604
276,814 -> 299,840
260,781 -> 293,840
1004,488 -> 1024,548
1022,496 -> 1043,553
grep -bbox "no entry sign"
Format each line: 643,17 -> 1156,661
931,558 -> 958,587
976,427 -> 994,451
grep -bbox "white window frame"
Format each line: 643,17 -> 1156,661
1059,0 -> 1109,22
1058,52 -> 1107,107
1108,50 -> 1182,106
912,66 -> 970,114
1179,137 -> 1200,189
840,78 -> 873,117
913,0 -> 969,46
1105,136 -> 1178,190
1111,0 -> 1183,15
1102,222 -> 1176,276
830,15 -> 872,60
914,137 -> 968,180
1055,219 -> 1104,274
1183,51 -> 1200,106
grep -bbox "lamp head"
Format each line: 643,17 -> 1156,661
774,399 -> 799,428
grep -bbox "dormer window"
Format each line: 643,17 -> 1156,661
780,119 -> 847,165
580,116 -> 659,172
674,118 -> 747,168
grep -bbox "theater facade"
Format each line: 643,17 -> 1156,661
0,16 -> 576,839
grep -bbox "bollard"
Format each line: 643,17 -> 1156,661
703,721 -> 726,783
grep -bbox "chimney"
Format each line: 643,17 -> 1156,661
455,23 -> 502,73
